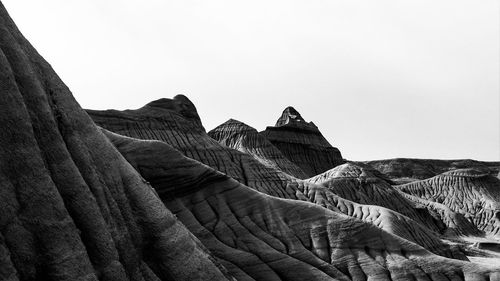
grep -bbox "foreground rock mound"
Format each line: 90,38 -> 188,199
397,168 -> 500,238
0,3 -> 231,280
106,131 -> 500,281
260,107 -> 344,177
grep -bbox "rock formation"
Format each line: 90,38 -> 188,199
208,119 -> 308,178
364,158 -> 500,184
396,168 -> 500,237
260,107 -> 344,177
89,97 -> 474,261
307,163 -> 447,232
87,98 -> 301,197
2,1 -> 500,279
104,131 -> 500,281
0,3 -> 231,280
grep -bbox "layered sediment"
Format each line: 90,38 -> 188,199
260,107 -> 344,177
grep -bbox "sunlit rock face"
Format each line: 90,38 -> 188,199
0,3 -> 231,280
260,107 -> 344,177
307,163 -> 447,231
397,168 -> 500,237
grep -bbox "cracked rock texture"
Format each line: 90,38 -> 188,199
260,107 -> 344,177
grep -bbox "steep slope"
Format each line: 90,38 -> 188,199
365,158 -> 500,184
0,3 -> 231,280
106,131 -> 500,281
260,107 -> 344,177
88,99 -> 469,260
396,168 -> 500,237
208,119 -> 308,178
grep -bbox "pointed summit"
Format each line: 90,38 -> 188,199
261,107 -> 344,176
276,106 -> 308,126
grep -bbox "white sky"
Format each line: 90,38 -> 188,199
3,0 -> 499,161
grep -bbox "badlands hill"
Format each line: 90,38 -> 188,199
260,107 -> 345,177
396,169 -> 500,237
1,2 -> 500,280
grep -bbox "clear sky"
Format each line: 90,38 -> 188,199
3,0 -> 499,161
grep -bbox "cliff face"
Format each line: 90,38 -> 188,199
0,3 -> 231,281
208,119 -> 308,179
260,107 -> 344,177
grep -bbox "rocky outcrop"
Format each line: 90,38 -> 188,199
105,131 -> 500,280
208,119 -> 308,178
0,3 -> 232,280
260,107 -> 344,177
364,158 -> 500,184
397,168 -> 500,237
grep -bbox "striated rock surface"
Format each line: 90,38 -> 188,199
260,107 -> 344,177
364,158 -> 500,184
87,98 -> 300,196
0,3 -> 232,280
105,131 -> 500,281
208,119 -> 308,178
397,168 -> 500,237
307,163 -> 447,231
89,99 -> 472,260
308,163 -> 484,238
